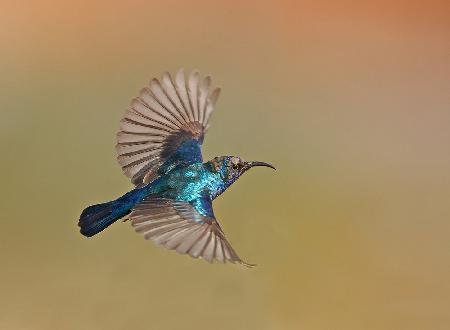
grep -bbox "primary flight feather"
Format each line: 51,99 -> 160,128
78,69 -> 275,266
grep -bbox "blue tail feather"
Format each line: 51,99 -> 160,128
78,187 -> 148,237
78,201 -> 128,237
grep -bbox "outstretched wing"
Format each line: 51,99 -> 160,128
116,69 -> 221,186
129,196 -> 253,266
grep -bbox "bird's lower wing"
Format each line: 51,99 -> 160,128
129,196 -> 253,266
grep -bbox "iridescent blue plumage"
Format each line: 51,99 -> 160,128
78,69 -> 274,266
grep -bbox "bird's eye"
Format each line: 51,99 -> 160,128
230,157 -> 240,170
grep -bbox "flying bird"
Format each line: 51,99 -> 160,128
78,69 -> 275,266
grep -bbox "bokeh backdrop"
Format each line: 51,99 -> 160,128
1,1 -> 449,329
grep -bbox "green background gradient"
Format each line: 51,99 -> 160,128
1,1 -> 449,329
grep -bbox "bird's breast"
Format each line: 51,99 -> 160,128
146,165 -> 224,202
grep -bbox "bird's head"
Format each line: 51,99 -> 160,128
208,156 -> 275,187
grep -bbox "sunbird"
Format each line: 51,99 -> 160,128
78,69 -> 275,266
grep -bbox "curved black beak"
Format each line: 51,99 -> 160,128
243,161 -> 276,171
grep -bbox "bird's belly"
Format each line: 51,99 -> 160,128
164,181 -> 205,201
163,173 -> 213,201
138,167 -> 216,202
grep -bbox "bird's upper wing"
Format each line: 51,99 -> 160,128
129,196 -> 253,266
116,69 -> 221,186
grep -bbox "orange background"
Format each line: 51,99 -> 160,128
1,1 -> 449,329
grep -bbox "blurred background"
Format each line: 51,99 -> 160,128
1,0 -> 449,329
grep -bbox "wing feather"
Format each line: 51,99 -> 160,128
198,76 -> 211,124
175,69 -> 195,122
117,69 -> 221,186
188,71 -> 200,122
148,79 -> 186,126
129,197 -> 252,266
161,72 -> 189,122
